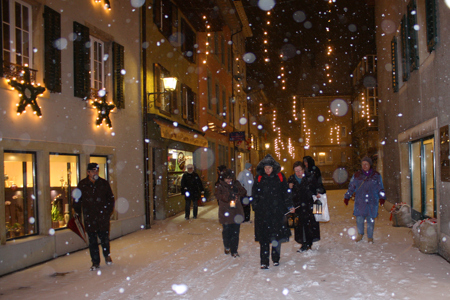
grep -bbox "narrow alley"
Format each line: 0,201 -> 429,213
1,190 -> 449,300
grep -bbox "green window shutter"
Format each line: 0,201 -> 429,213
44,6 -> 61,93
400,15 -> 410,82
112,42 -> 125,109
391,37 -> 399,93
73,22 -> 90,99
425,0 -> 438,52
407,0 -> 419,71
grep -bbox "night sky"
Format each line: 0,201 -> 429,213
242,0 -> 376,114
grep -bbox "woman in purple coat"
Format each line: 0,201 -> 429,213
344,157 -> 386,243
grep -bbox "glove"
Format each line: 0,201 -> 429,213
379,199 -> 385,206
344,198 -> 349,206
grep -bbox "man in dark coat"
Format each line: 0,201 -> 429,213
252,154 -> 295,269
181,164 -> 204,219
73,163 -> 115,271
303,156 -> 326,197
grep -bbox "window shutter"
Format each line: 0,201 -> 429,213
153,64 -> 161,108
192,91 -> 197,124
44,6 -> 61,93
171,89 -> 177,114
425,0 -> 438,52
181,85 -> 187,119
112,42 -> 125,109
400,15 -> 410,82
391,37 -> 399,93
407,0 -> 419,71
153,0 -> 162,30
73,22 -> 90,99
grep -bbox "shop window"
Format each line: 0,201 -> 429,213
4,151 -> 37,239
49,154 -> 79,230
167,149 -> 193,196
318,152 -> 326,165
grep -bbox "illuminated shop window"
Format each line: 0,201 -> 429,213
49,154 -> 79,230
4,151 -> 37,239
167,149 -> 193,196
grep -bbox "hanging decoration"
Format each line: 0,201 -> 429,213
91,95 -> 115,129
8,67 -> 46,117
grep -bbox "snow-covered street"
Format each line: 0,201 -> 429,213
1,189 -> 449,300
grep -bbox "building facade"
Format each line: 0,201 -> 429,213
375,0 -> 450,260
0,0 -> 145,275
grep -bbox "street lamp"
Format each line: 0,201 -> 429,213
147,76 -> 178,108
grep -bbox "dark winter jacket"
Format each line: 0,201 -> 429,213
73,176 -> 115,233
215,180 -> 246,224
303,156 -> 326,195
344,168 -> 385,218
288,174 -> 320,244
181,171 -> 204,200
252,154 -> 294,243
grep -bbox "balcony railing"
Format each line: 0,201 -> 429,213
2,63 -> 37,83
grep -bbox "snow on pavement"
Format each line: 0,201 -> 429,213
1,190 -> 450,300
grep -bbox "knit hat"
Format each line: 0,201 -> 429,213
361,156 -> 373,166
245,163 -> 252,169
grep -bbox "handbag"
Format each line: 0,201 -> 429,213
314,193 -> 330,222
286,213 -> 299,228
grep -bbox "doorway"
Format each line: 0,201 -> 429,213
410,136 -> 435,219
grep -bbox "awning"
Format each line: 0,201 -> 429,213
153,119 -> 208,148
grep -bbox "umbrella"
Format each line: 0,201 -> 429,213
67,214 -> 88,244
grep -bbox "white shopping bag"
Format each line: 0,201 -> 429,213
313,193 -> 330,222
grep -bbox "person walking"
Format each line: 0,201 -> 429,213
252,154 -> 295,269
73,163 -> 115,271
181,164 -> 204,220
288,161 -> 320,252
344,156 -> 386,243
215,169 -> 247,258
237,163 -> 254,222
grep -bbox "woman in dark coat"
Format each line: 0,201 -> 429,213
252,154 -> 295,269
288,161 -> 320,252
215,169 -> 247,257
303,156 -> 326,197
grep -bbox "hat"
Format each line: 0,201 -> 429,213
87,163 -> 99,171
245,163 -> 252,169
186,164 -> 194,169
361,156 -> 373,166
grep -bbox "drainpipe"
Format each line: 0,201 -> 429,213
230,28 -> 242,173
141,6 -> 151,229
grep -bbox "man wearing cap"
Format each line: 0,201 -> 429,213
237,163 -> 254,222
181,164 -> 204,220
344,156 -> 386,244
73,163 -> 115,271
